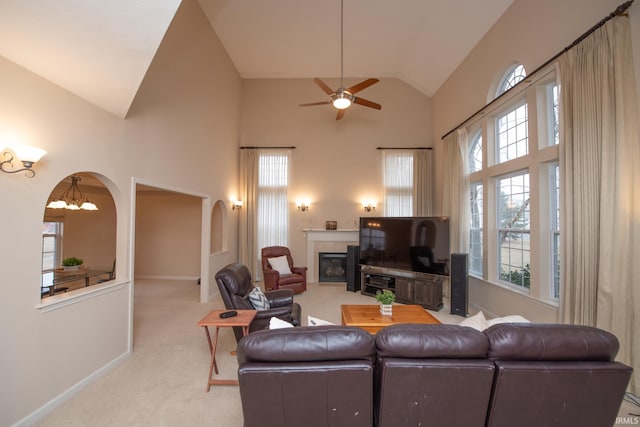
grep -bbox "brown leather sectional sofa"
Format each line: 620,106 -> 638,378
236,323 -> 632,427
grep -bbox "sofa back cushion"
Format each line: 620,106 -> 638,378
215,262 -> 256,311
484,323 -> 632,427
375,324 -> 494,427
237,326 -> 376,427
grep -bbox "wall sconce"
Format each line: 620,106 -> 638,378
296,199 -> 310,212
362,200 -> 377,213
0,145 -> 47,178
232,200 -> 244,210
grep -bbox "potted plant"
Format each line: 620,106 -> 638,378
62,256 -> 84,271
376,289 -> 396,315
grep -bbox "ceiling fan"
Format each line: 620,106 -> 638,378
299,0 -> 382,120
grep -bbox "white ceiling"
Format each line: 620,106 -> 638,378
0,0 -> 513,118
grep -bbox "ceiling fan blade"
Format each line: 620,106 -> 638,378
354,97 -> 382,110
313,78 -> 335,96
347,78 -> 379,94
299,101 -> 331,107
336,109 -> 346,120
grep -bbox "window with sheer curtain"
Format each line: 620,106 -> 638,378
382,150 -> 413,216
256,151 -> 290,257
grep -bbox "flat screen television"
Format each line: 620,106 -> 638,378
359,216 -> 450,276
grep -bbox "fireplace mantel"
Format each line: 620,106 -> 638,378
303,229 -> 359,282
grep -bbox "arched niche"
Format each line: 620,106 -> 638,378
210,200 -> 225,254
41,172 -> 117,297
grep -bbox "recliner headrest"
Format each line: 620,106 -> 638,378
237,325 -> 376,363
215,262 -> 253,296
375,324 -> 489,358
484,323 -> 620,361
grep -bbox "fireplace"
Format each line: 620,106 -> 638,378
318,252 -> 347,282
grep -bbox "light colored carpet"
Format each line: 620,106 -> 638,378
33,279 -> 638,426
33,279 -> 459,426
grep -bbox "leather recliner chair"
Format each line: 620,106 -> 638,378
215,262 -> 302,342
374,324 -> 495,427
237,325 -> 376,427
261,246 -> 307,294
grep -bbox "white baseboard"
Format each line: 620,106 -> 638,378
134,275 -> 200,281
12,351 -> 131,427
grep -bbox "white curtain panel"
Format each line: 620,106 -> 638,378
441,129 -> 470,254
413,149 -> 433,216
239,149 -> 258,276
559,15 -> 640,394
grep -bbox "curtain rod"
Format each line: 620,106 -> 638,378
441,0 -> 634,141
376,147 -> 432,150
240,146 -> 296,149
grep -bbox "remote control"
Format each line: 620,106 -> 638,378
219,310 -> 238,319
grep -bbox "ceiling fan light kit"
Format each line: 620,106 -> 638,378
331,91 -> 353,109
299,0 -> 381,120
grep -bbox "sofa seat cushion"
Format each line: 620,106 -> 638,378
375,324 -> 489,359
276,273 -> 305,285
484,323 -> 620,361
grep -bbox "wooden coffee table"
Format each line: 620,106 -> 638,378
341,304 -> 441,334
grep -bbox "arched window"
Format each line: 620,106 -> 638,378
496,64 -> 526,97
468,132 -> 482,173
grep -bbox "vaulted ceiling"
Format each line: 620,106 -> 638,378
0,0 -> 513,118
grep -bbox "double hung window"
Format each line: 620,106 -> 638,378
467,64 -> 560,302
382,150 -> 413,216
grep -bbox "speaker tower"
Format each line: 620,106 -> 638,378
450,253 -> 468,317
346,245 -> 361,292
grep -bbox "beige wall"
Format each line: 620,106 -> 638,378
431,0 -> 640,321
0,1 -> 241,425
240,77 -> 433,271
135,191 -> 202,279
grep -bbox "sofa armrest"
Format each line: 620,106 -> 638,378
253,305 -> 293,320
291,266 -> 307,276
265,288 -> 294,308
263,269 -> 280,290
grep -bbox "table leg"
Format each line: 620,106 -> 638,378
201,321 -> 252,391
203,326 -> 220,392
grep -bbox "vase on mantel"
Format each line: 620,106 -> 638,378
380,304 -> 393,316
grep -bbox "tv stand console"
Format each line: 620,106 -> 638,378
360,265 -> 444,311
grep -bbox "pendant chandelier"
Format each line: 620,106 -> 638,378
46,175 -> 99,211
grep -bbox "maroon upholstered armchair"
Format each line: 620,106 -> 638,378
261,246 -> 307,294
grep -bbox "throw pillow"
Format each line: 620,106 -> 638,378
458,310 -> 489,331
487,314 -> 530,327
248,287 -> 271,310
268,255 -> 293,275
269,317 -> 294,329
307,315 -> 335,326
